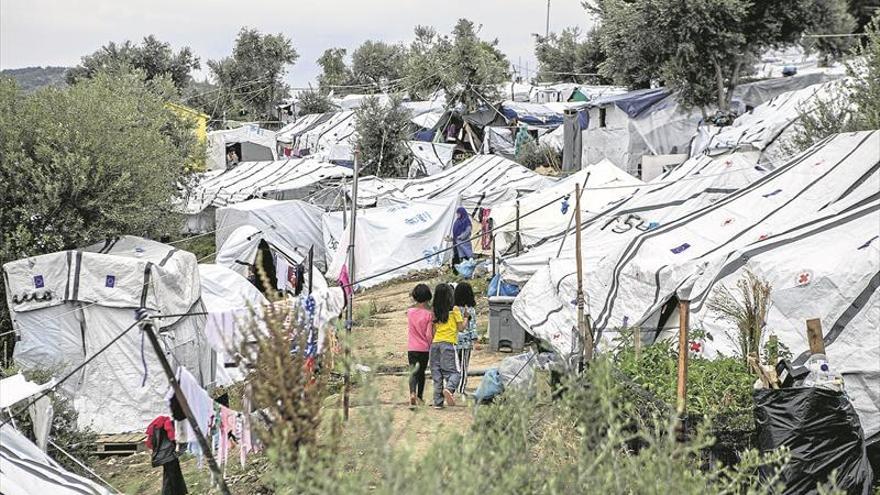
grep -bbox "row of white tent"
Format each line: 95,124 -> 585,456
504,131 -> 880,443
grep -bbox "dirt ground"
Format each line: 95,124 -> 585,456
93,274 -> 510,492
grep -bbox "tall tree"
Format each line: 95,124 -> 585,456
805,0 -> 858,66
316,47 -> 352,93
404,20 -> 510,110
592,0 -> 826,111
534,27 -> 609,84
66,35 -> 200,91
353,96 -> 412,177
206,28 -> 298,121
350,41 -> 408,89
0,71 -> 203,352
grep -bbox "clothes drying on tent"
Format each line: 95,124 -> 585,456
3,236 -> 213,434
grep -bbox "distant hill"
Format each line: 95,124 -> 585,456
0,66 -> 69,92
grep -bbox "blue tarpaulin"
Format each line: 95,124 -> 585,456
591,88 -> 670,119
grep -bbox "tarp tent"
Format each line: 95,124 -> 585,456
323,198 -> 457,289
500,151 -> 764,284
198,263 -> 267,386
277,112 -> 334,145
512,132 -> 878,388
215,198 -> 328,272
387,154 -> 556,213
489,159 -> 644,254
207,125 -> 278,170
691,81 -> 842,164
181,158 -> 352,233
3,236 -> 213,433
295,110 -> 357,164
406,141 -> 456,178
1,423 -> 111,495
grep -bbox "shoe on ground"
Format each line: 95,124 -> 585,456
443,389 -> 456,407
410,394 -> 417,407
432,404 -> 444,410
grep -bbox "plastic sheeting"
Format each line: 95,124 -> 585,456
295,110 -> 357,162
207,125 -> 277,171
215,198 -> 328,272
323,198 -> 457,289
489,159 -> 643,254
0,373 -> 55,409
182,158 -> 352,214
692,81 -> 842,163
3,236 -> 213,433
754,388 -> 874,494
406,141 -> 456,178
276,113 -> 333,144
0,423 -> 110,495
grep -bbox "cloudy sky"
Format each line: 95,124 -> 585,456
1,0 -> 596,87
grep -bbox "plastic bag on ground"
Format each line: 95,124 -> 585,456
473,368 -> 503,404
455,259 -> 478,279
498,351 -> 537,394
487,274 -> 520,297
754,387 -> 874,495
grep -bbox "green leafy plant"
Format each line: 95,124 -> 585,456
707,270 -> 773,365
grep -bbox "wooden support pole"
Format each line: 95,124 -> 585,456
676,299 -> 690,439
634,326 -> 642,362
142,321 -> 231,495
575,183 -> 592,366
491,233 -> 496,278
307,245 -> 314,294
806,318 -> 825,355
343,151 -> 360,421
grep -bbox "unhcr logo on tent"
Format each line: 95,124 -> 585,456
105,275 -> 116,288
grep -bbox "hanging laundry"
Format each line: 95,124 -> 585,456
166,367 -> 213,448
146,415 -> 187,495
480,208 -> 493,250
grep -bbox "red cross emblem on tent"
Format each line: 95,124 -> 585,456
723,160 -> 733,167
814,159 -> 825,167
758,233 -> 770,241
797,271 -> 812,286
722,217 -> 734,226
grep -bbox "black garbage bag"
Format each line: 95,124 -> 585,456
754,387 -> 874,495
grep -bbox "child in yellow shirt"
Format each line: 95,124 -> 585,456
430,283 -> 469,408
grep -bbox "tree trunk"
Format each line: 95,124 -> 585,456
713,60 -> 727,112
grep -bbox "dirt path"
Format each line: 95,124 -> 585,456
338,275 -> 505,458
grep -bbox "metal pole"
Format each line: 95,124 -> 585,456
515,198 -> 522,255
546,0 -> 550,38
141,321 -> 231,495
343,151 -> 360,421
556,172 -> 590,258
308,245 -> 314,294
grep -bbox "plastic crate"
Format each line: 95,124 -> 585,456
488,296 -> 526,352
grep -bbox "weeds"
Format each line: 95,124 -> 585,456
707,270 -> 773,365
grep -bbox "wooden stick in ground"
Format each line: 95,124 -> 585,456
344,151 -> 360,421
806,318 -> 825,355
676,299 -> 690,439
575,183 -> 592,366
142,321 -> 231,495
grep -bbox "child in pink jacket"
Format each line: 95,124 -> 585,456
407,283 -> 434,406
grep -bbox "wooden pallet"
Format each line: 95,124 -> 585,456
95,432 -> 146,457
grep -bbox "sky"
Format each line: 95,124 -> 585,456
1,0 -> 597,88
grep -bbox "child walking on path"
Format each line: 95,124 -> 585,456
454,282 -> 478,394
430,283 -> 468,408
407,284 -> 434,406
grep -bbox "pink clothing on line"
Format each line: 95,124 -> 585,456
407,307 -> 434,352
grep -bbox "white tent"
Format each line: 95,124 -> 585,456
198,263 -> 267,386
513,131 -> 878,371
691,80 -> 842,164
276,112 -> 334,145
489,159 -> 644,254
295,110 -> 357,163
215,198 -> 328,272
387,154 -> 556,213
1,423 -> 111,495
182,158 -> 353,233
406,141 -> 456,178
3,236 -> 213,433
500,151 -> 764,284
207,125 -> 278,170
323,198 -> 457,289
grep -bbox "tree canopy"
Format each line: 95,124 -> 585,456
316,47 -> 352,92
66,35 -> 200,91
590,0 -> 832,111
205,28 -> 298,121
353,96 -> 412,177
534,27 -> 609,84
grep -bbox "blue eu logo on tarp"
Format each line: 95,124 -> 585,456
33,275 -> 44,288
105,275 -> 116,288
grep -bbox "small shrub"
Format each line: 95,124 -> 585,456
515,139 -> 561,170
707,270 -> 772,365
